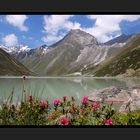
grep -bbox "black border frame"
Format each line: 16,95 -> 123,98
0,0 -> 140,139
0,0 -> 140,13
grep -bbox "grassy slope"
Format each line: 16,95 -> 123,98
0,48 -> 33,76
92,35 -> 140,76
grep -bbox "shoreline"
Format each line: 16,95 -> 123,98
0,76 -> 140,79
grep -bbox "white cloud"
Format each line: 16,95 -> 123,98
5,15 -> 28,31
42,15 -> 140,44
84,15 -> 140,42
43,15 -> 81,45
2,34 -> 18,46
64,21 -> 81,30
43,15 -> 73,33
42,34 -> 64,45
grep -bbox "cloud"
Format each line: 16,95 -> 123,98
5,15 -> 28,31
43,15 -> 73,33
42,15 -> 81,45
84,15 -> 140,42
42,15 -> 140,44
42,34 -> 64,45
2,34 -> 18,46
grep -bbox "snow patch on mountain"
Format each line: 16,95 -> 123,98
110,43 -> 126,48
0,45 -> 31,54
41,47 -> 49,54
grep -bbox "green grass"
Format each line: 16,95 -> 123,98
93,36 -> 140,77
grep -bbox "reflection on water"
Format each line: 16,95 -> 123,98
0,77 -> 139,103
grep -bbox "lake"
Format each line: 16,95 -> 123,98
0,77 -> 140,104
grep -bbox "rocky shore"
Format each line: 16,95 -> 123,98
88,86 -> 140,112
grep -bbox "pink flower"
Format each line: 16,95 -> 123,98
105,119 -> 113,125
91,103 -> 98,111
82,97 -> 88,104
60,117 -> 69,125
91,103 -> 97,107
39,101 -> 46,108
63,96 -> 67,102
28,95 -> 32,101
54,100 -> 61,106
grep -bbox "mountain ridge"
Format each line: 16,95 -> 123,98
91,34 -> 140,76
0,29 -> 138,76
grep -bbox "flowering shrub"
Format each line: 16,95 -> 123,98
63,96 -> 67,102
0,95 -> 140,125
104,119 -> 113,125
82,97 -> 88,104
54,100 -> 61,106
60,117 -> 69,125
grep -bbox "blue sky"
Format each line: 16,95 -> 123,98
0,15 -> 140,48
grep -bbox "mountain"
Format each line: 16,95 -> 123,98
21,29 -> 98,75
23,30 -> 132,76
0,30 -> 136,76
104,34 -> 132,45
0,44 -> 50,59
4,29 -> 133,76
91,34 -> 140,77
12,44 -> 50,62
0,44 -> 50,65
0,48 -> 32,76
67,43 -> 126,75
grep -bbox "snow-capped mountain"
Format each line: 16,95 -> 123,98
0,44 -> 50,62
0,44 -> 50,55
0,45 -> 31,54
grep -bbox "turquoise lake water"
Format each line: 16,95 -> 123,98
0,77 -> 139,104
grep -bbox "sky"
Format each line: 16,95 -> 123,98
0,15 -> 140,48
